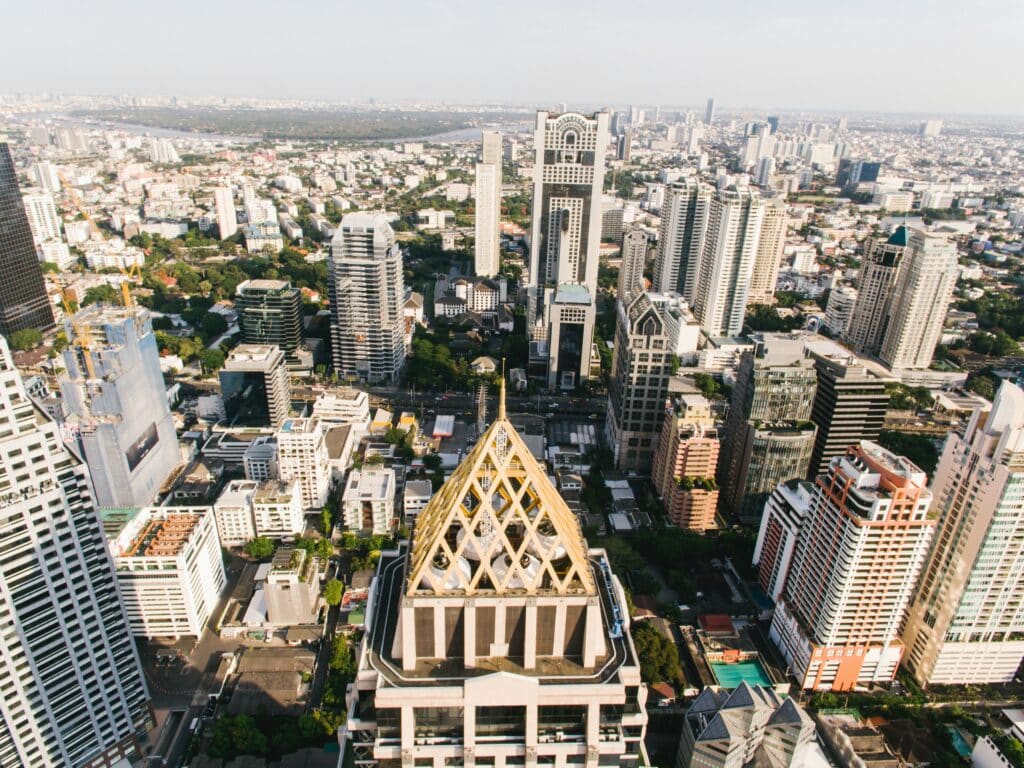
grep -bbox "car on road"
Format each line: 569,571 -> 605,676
548,402 -> 559,408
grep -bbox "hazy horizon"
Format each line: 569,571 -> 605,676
4,0 -> 1023,116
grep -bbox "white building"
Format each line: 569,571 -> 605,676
243,435 -> 278,481
109,506 -> 226,638
873,190 -> 913,212
276,416 -> 332,509
752,480 -> 813,602
30,160 -> 61,192
342,468 -> 396,534
214,479 -> 259,546
402,479 -> 433,521
311,387 -> 371,426
214,186 -> 238,238
824,285 -> 858,337
264,547 -> 321,626
148,137 -> 180,164
21,190 -> 61,245
252,479 -> 305,541
474,130 -> 502,276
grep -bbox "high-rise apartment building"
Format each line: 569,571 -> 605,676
807,350 -> 891,477
21,190 -> 61,245
719,337 -> 818,522
213,186 -> 238,239
30,161 -> 61,193
692,189 -> 765,337
276,416 -> 331,509
474,131 -> 502,277
618,224 -> 648,301
752,480 -> 813,601
108,506 -> 226,638
219,344 -> 291,428
527,111 -> 610,389
0,141 -> 54,334
844,228 -> 907,354
823,284 -> 858,337
235,279 -> 304,364
607,292 -> 700,470
0,337 -> 150,767
61,305 -> 180,508
746,197 -> 786,305
340,384 -> 648,766
903,382 -> 1024,686
329,212 -> 407,385
705,97 -> 716,125
878,228 -> 958,370
252,479 -> 305,540
653,179 -> 712,301
651,394 -> 720,532
770,442 -> 934,690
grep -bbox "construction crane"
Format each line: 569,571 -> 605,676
118,262 -> 143,308
61,289 -> 96,380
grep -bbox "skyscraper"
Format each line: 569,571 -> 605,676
213,185 -> 238,238
235,279 -> 304,364
329,212 -> 407,384
692,189 -> 765,338
719,337 -> 818,522
219,344 -> 292,428
878,228 -> 958,370
0,140 -> 54,334
770,442 -> 934,690
651,394 -> 720,532
618,224 -> 648,300
340,383 -> 648,765
844,227 -> 907,354
807,349 -> 891,477
527,110 -> 610,389
752,479 -> 813,601
607,292 -> 700,470
652,179 -> 712,301
61,305 -> 180,508
474,131 -> 502,277
705,97 -> 716,125
902,382 -> 1024,686
746,197 -> 786,305
0,336 -> 150,766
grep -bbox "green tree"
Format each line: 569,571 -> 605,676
53,331 -> 69,353
631,622 -> 683,690
197,348 -> 226,374
201,312 -> 229,340
243,536 -> 275,561
320,507 -> 333,535
81,284 -> 119,306
7,329 -> 43,351
208,715 -> 268,759
323,578 -> 344,606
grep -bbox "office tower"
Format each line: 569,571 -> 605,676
770,442 -> 934,690
807,350 -> 890,478
474,131 -> 502,277
0,141 -> 54,334
919,119 -> 943,138
276,415 -> 331,509
651,394 -> 720,532
108,506 -> 226,638
653,179 -> 712,300
844,227 -> 907,354
616,131 -> 632,162
340,384 -> 648,766
692,189 -> 765,337
61,305 -> 179,508
879,228 -> 957,370
219,344 -> 291,428
30,161 -> 61,192
21,190 -> 61,245
823,284 -> 858,337
235,279 -> 304,364
902,382 -> 1024,686
252,479 -> 305,539
705,97 -> 716,124
719,340 -> 818,522
752,479 -> 813,601
527,110 -> 610,390
341,468 -> 396,534
675,684 -> 816,768
601,206 -> 625,242
329,212 -> 407,384
746,197 -> 786,305
607,292 -> 700,470
618,224 -> 648,300
213,185 -> 238,238
0,337 -> 150,767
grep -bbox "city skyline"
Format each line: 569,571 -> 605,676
3,0 -> 1023,115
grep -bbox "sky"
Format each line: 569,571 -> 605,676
4,0 -> 1023,115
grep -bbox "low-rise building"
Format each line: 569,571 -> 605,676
264,547 -> 321,626
214,479 -> 259,546
342,468 -> 396,535
402,479 -> 433,522
252,480 -> 304,540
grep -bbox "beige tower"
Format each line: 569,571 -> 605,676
474,131 -> 503,277
747,197 -> 786,305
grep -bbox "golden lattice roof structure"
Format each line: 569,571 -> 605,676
407,380 -> 596,596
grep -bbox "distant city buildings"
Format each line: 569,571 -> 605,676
474,130 -> 502,277
213,185 -> 238,238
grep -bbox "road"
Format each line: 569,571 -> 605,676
307,601 -> 341,712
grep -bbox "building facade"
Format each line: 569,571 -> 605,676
651,395 -> 720,532
61,306 -> 180,508
0,141 -> 54,334
219,344 -> 292,428
652,179 -> 712,301
527,111 -> 610,390
252,479 -> 305,540
329,212 -> 407,385
341,468 -> 396,535
213,186 -> 237,239
770,442 -> 934,690
214,479 -> 259,547
474,131 -> 502,277
234,279 -> 304,364
109,506 -> 226,638
746,197 -> 786,305
752,480 -> 813,602
902,382 -> 1024,686
844,228 -> 907,355
0,337 -> 150,767
276,416 -> 331,510
618,225 -> 648,301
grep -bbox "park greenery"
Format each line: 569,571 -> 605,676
323,578 -> 344,606
6,328 -> 43,351
243,536 -> 275,561
886,382 -> 935,412
631,622 -> 684,691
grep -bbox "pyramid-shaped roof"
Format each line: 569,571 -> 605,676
407,381 -> 596,596
886,225 -> 908,246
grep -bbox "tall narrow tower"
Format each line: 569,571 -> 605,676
474,131 -> 502,277
0,140 -> 54,334
652,179 -> 712,301
528,111 -> 610,390
618,224 -> 649,301
0,337 -> 150,766
844,227 -> 907,354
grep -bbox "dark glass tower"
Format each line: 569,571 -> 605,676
235,278 -> 304,363
0,142 -> 54,335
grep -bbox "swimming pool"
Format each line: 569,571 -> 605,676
946,726 -> 972,758
710,660 -> 773,688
